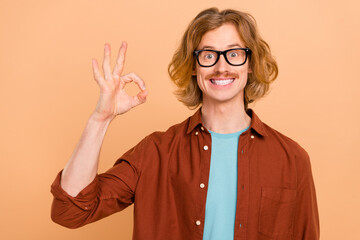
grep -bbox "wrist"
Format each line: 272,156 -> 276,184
89,112 -> 114,126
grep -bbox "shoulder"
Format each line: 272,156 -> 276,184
261,122 -> 311,168
146,115 -> 192,143
119,115 -> 191,159
116,115 -> 192,168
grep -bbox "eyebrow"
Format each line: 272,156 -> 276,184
201,44 -> 243,50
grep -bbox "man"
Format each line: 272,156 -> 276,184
51,8 -> 320,240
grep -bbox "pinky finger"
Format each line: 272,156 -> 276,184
92,59 -> 105,87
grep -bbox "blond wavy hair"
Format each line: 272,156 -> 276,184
168,8 -> 278,110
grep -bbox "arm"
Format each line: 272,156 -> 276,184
51,42 -> 148,227
59,113 -> 111,197
293,152 -> 320,239
61,42 -> 147,197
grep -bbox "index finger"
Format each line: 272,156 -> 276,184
121,72 -> 146,91
112,41 -> 127,77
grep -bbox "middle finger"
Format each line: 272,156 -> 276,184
102,43 -> 112,81
113,41 -> 127,77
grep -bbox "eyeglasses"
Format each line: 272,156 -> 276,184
193,48 -> 251,67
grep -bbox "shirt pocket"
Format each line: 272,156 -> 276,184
258,187 -> 297,238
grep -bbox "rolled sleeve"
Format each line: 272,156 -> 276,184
50,137 -> 148,229
50,170 -> 102,228
51,163 -> 137,228
51,170 -> 99,209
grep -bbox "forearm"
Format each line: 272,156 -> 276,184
60,113 -> 112,197
58,42 -> 147,197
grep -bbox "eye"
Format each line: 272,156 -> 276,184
205,53 -> 215,59
229,52 -> 238,58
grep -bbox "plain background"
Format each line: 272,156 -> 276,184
1,0 -> 359,239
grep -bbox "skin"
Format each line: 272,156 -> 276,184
60,23 -> 251,196
60,42 -> 147,196
194,23 -> 252,133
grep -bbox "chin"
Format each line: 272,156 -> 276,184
207,94 -> 242,104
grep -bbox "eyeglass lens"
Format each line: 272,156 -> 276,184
198,49 -> 247,66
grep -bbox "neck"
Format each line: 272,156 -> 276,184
201,99 -> 251,134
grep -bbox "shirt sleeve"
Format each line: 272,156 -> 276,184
50,136 -> 149,229
293,150 -> 320,239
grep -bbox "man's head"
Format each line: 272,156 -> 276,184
168,7 -> 278,110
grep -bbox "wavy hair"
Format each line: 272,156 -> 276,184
168,8 -> 278,110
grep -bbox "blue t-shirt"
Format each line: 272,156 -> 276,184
203,126 -> 249,240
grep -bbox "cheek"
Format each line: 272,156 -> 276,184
242,73 -> 249,86
240,67 -> 250,79
195,69 -> 209,87
196,75 -> 205,91
236,70 -> 249,87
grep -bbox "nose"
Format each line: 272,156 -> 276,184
213,54 -> 230,72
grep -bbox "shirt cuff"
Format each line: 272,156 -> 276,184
50,170 -> 99,211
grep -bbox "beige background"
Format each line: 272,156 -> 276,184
1,0 -> 359,239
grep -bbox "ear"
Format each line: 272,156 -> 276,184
247,66 -> 252,73
192,69 -> 196,76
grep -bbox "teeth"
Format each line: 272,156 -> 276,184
210,79 -> 234,85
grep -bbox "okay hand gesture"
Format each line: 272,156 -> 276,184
91,42 -> 148,122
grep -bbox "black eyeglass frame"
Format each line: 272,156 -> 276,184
193,48 -> 252,67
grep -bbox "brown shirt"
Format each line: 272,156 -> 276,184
51,108 -> 320,240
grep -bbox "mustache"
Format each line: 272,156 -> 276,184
206,72 -> 239,79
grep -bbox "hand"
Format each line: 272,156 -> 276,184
91,42 -> 148,122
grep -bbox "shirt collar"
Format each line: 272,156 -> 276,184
186,107 -> 268,137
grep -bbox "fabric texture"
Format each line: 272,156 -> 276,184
202,128 -> 249,240
51,108 -> 320,240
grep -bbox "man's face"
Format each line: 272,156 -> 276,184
194,23 -> 251,106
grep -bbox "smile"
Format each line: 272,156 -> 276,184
210,78 -> 235,86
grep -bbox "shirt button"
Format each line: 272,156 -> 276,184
195,131 -> 198,135
203,145 -> 208,150
200,183 -> 205,188
251,135 -> 254,139
201,126 -> 205,131
196,220 -> 201,226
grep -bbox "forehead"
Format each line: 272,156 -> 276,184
198,23 -> 245,49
